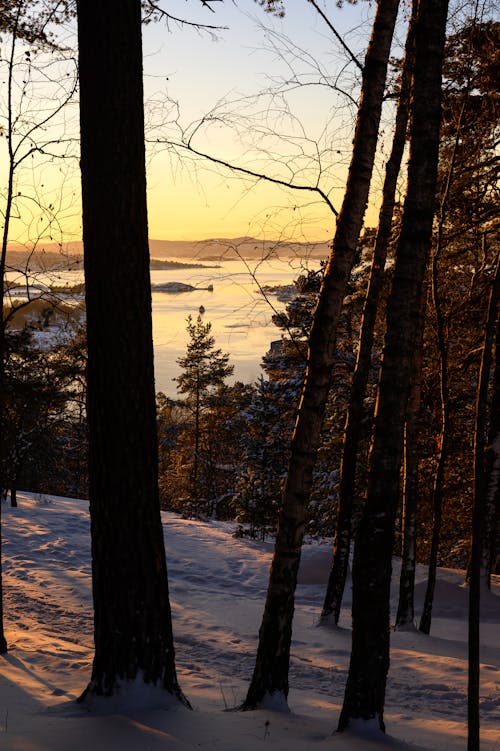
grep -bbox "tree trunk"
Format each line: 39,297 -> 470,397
321,4 -> 416,626
77,0 -> 187,703
193,374 -> 200,510
468,253 -> 499,751
395,284 -> 426,629
242,0 -> 401,710
481,310 -> 500,584
418,99 -> 464,636
338,0 -> 448,731
0,318 -> 7,654
0,4 -> 21,658
0,501 -> 6,654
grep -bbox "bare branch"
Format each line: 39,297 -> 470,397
154,135 -> 339,217
142,0 -> 227,34
307,0 -> 364,72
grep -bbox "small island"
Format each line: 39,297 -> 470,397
150,258 -> 220,270
151,281 -> 214,294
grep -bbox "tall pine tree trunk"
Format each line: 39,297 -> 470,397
77,0 -> 187,703
419,103 -> 465,635
321,5 -> 416,626
395,285 -> 426,629
468,253 -> 499,751
242,0 -> 401,710
481,283 -> 500,585
0,313 -> 7,653
339,0 -> 448,731
0,503 -> 6,654
0,3 -> 22,657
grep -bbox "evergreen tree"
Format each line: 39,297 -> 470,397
234,376 -> 292,540
175,314 -> 234,516
2,324 -> 86,503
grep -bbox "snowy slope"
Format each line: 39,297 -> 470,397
0,492 -> 499,750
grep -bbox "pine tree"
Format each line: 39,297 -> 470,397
77,0 -> 186,703
175,314 -> 234,516
234,376 -> 292,540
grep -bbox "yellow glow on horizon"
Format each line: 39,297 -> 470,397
146,163 -> 338,243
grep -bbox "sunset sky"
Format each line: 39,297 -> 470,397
2,0 -> 391,247
142,0 -> 378,242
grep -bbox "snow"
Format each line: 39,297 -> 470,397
1,492 -> 500,750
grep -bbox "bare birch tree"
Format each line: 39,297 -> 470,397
338,0 -> 449,731
321,3 -> 417,625
242,0 -> 401,710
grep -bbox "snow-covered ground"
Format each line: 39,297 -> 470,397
1,492 -> 499,750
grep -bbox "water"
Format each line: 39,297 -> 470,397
151,257 -> 307,396
7,256 -> 317,397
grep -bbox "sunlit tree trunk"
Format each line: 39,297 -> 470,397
481,269 -> 500,585
0,2 -> 22,657
339,0 -> 448,731
321,4 -> 416,626
242,0 -> 401,710
0,506 -> 6,654
395,285 -> 426,629
468,253 -> 499,751
419,103 -> 465,635
77,0 -> 187,703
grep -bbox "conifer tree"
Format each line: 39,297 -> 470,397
175,314 -> 233,515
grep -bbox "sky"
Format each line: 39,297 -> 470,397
1,0 -> 388,247
141,0 -> 377,242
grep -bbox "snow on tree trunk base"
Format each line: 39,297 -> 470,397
78,672 -> 190,713
338,716 -> 386,739
257,691 -> 290,713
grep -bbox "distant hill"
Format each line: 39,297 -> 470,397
7,237 -> 330,265
148,237 -> 330,261
6,248 -> 83,273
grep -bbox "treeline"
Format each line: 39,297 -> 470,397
2,323 -> 87,504
7,198 -> 498,576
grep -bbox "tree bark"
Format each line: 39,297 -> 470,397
419,100 -> 464,636
395,285 -> 426,629
468,253 -> 499,751
0,503 -> 6,654
0,2 -> 22,658
321,4 -> 416,626
242,0 -> 401,710
481,309 -> 500,584
77,0 -> 187,703
338,0 -> 448,731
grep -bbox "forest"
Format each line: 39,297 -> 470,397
0,0 -> 499,750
